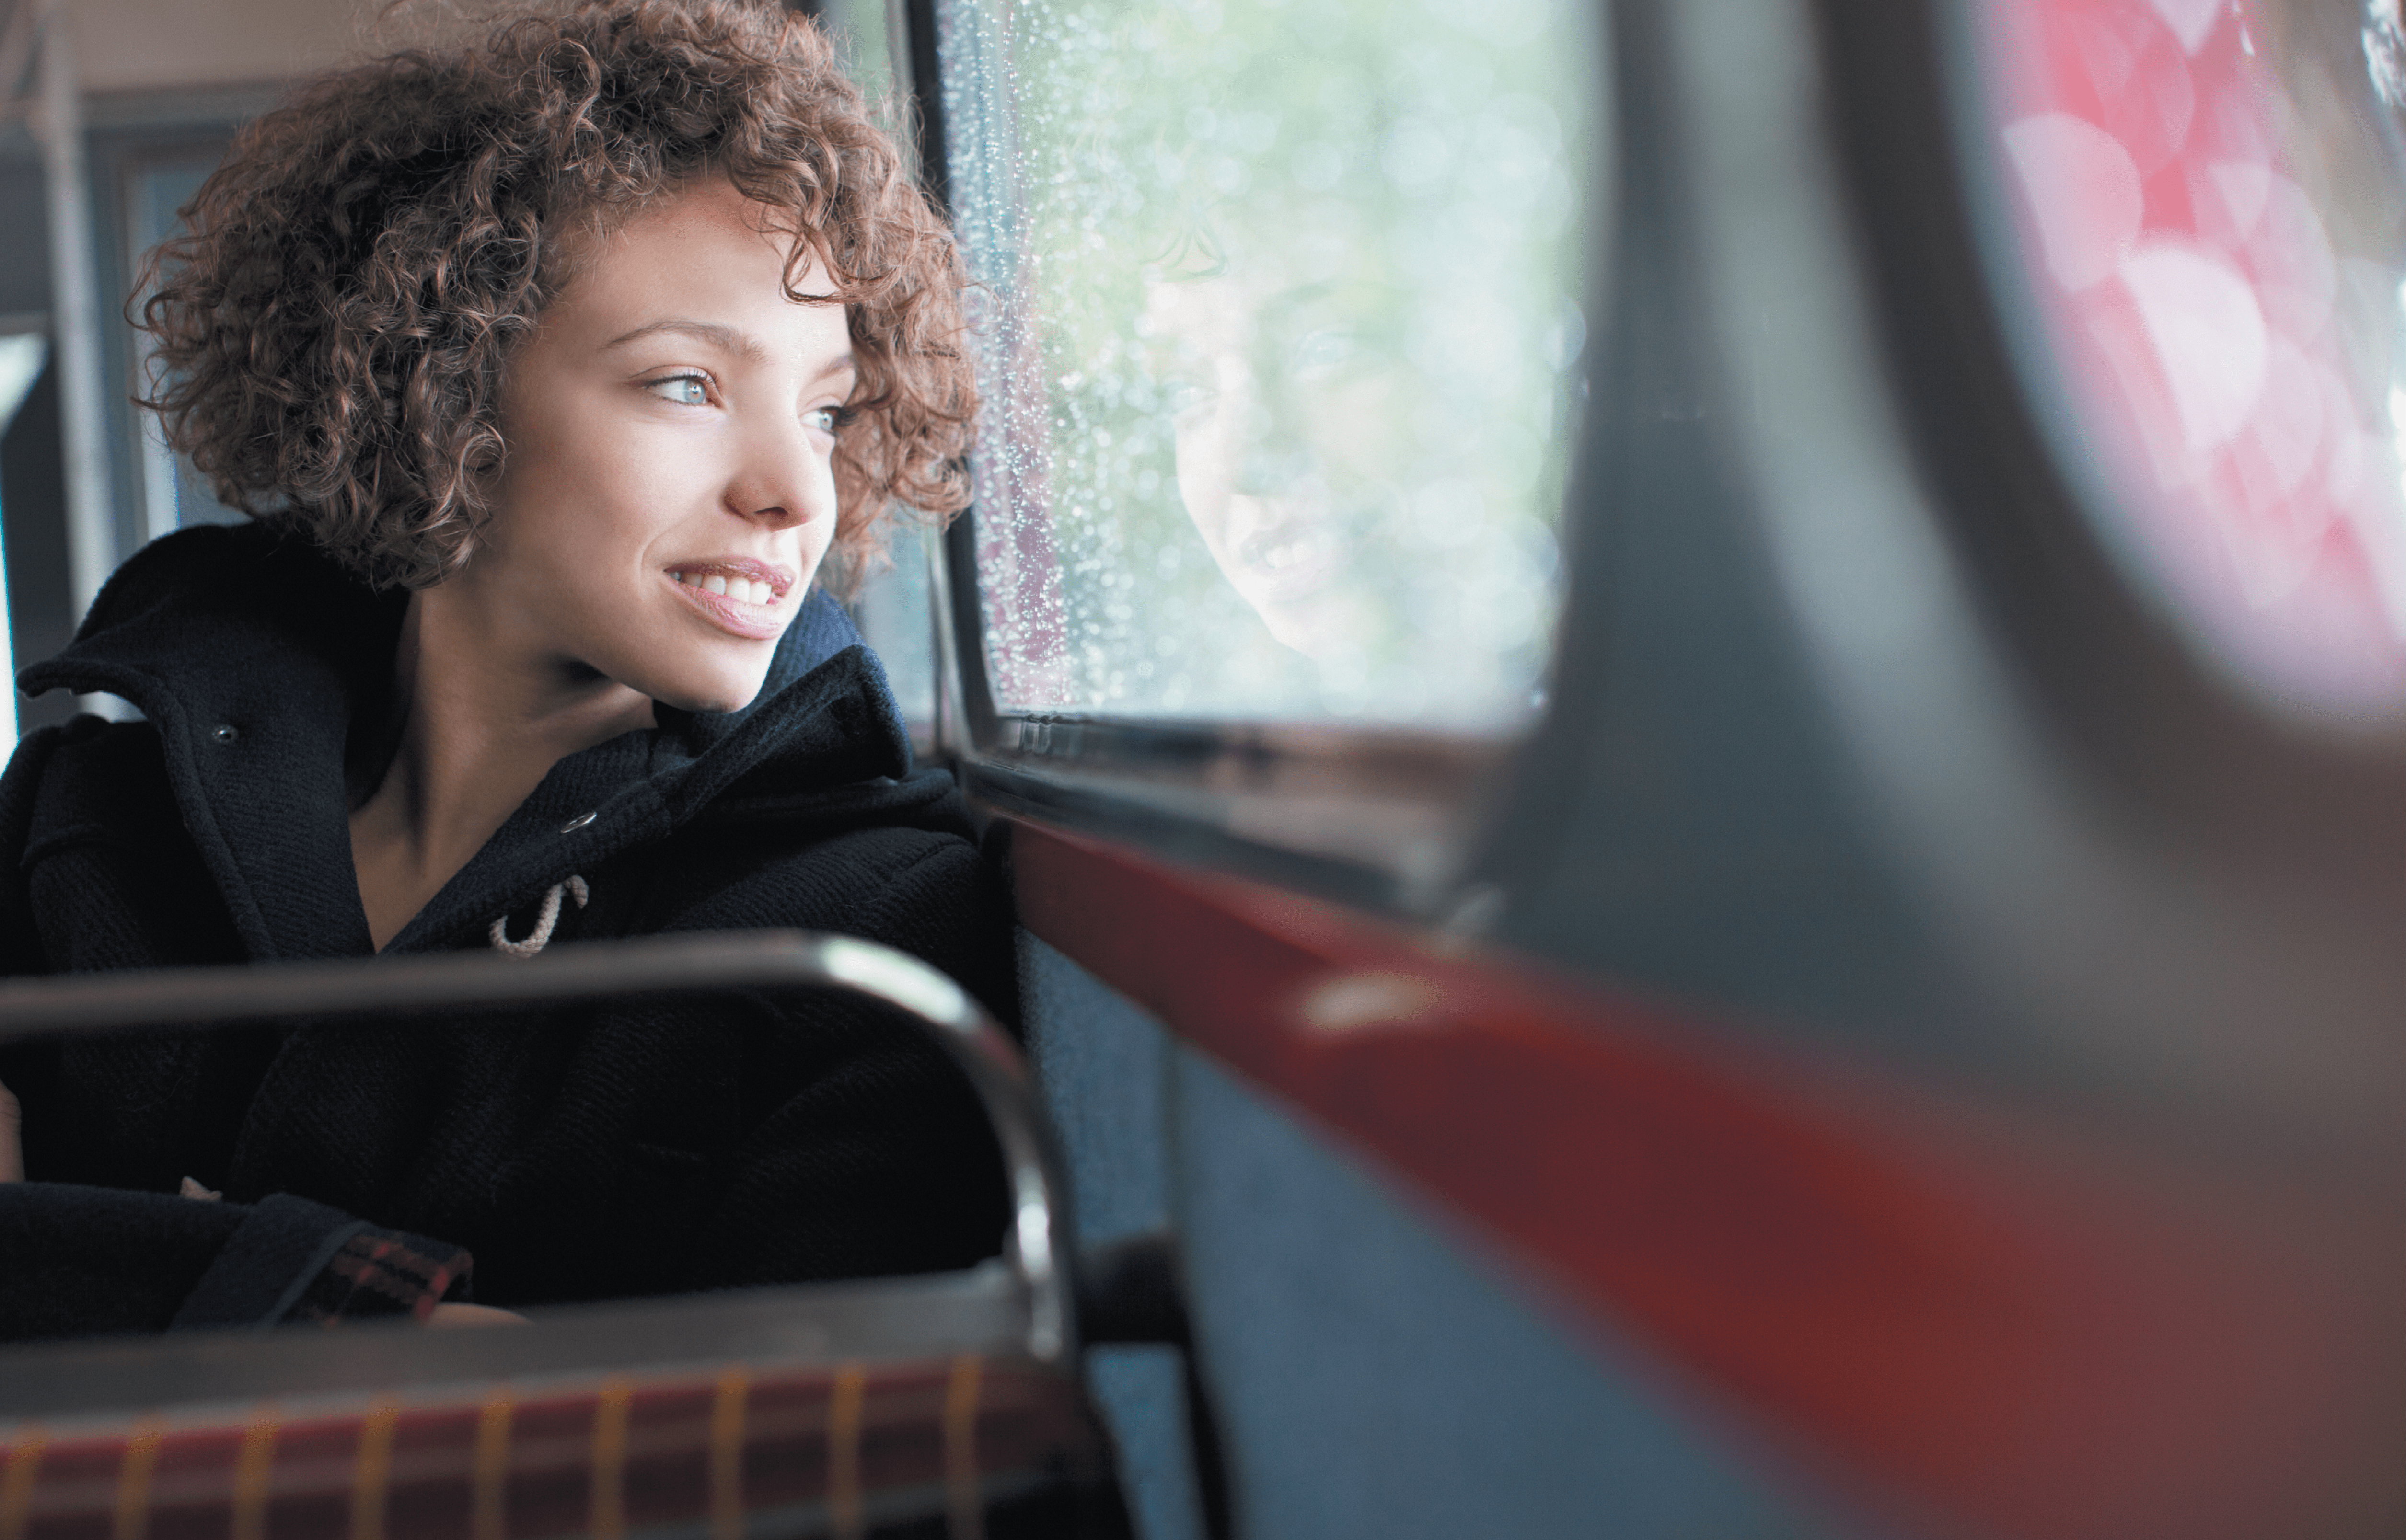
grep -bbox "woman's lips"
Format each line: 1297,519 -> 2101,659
669,557 -> 797,598
1227,506 -> 1352,603
667,569 -> 788,641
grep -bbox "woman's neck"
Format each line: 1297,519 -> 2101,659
348,585 -> 656,951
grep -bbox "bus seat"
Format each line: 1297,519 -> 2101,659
0,933 -> 1173,1540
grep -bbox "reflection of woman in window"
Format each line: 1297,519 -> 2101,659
1144,264 -> 1407,664
0,0 -> 1004,1338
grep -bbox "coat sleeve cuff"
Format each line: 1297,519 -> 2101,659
169,1193 -> 474,1332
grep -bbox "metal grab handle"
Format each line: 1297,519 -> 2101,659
0,931 -> 1075,1362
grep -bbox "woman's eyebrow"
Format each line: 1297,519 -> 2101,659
599,320 -> 855,384
601,318 -> 769,363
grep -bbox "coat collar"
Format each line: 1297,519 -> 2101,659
19,524 -> 902,961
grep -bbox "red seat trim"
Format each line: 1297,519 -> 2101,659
1009,817 -> 2399,1540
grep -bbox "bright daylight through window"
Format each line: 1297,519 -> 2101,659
1981,0 -> 2406,718
937,0 -> 1598,727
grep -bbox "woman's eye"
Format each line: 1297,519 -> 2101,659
1164,379 -> 1217,421
646,375 -> 711,406
803,405 -> 843,436
1290,327 -> 1358,378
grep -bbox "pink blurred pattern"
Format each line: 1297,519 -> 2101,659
1982,0 -> 2404,714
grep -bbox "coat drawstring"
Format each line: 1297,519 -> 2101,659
489,875 -> 589,959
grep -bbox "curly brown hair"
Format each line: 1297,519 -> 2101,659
138,0 -> 975,595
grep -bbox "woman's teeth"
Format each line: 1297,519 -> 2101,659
673,571 -> 777,605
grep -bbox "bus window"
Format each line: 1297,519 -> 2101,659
936,0 -> 1597,728
815,0 -> 940,737
1975,0 -> 2405,721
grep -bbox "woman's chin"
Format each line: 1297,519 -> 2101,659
643,669 -> 771,718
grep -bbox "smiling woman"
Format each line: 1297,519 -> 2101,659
345,183 -> 866,948
0,0 -> 1011,1342
482,187 -> 857,708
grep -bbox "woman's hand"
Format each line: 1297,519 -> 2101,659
0,1078 -> 20,1182
0,1081 -> 524,1331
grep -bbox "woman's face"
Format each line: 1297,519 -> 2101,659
1144,271 -> 1402,659
471,180 -> 852,713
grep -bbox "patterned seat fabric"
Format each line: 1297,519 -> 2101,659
0,1354 -> 1128,1540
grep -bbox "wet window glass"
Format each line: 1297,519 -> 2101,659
816,0 -> 937,733
1977,0 -> 2406,717
936,0 -> 1599,727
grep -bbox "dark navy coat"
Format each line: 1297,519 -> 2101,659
0,524 -> 1012,1340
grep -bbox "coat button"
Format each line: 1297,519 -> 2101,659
211,725 -> 239,744
559,811 -> 597,833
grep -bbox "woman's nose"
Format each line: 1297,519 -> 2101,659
1230,392 -> 1314,497
725,411 -> 838,528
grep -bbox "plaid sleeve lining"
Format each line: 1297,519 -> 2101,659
289,1229 -> 475,1325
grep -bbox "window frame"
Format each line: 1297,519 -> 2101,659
893,0 -> 1587,920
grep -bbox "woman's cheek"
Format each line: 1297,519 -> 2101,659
1173,414 -> 1236,547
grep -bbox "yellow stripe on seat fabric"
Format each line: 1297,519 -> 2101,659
828,1365 -> 866,1540
589,1378 -> 632,1540
0,1427 -> 45,1540
350,1396 -> 399,1540
471,1387 -> 515,1540
943,1357 -> 983,1540
708,1369 -> 748,1540
112,1416 -> 165,1540
231,1406 -> 281,1540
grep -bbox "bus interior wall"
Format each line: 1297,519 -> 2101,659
0,1 -> 2395,1539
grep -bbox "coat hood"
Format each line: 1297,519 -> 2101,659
17,523 -> 943,960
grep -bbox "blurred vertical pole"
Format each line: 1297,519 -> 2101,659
34,0 -> 112,637
0,1 -> 35,744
